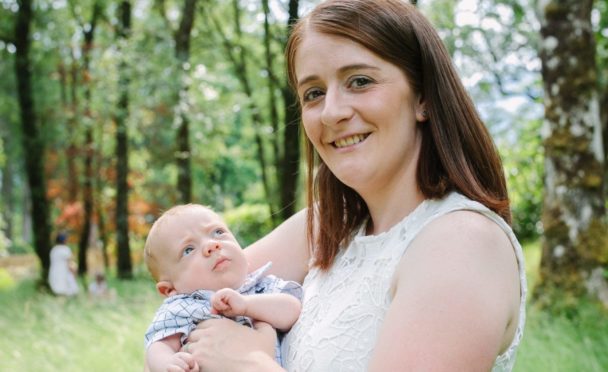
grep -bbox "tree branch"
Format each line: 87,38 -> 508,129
479,27 -> 540,100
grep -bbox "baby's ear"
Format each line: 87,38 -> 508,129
156,281 -> 176,297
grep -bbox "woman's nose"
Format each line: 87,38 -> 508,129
320,87 -> 353,126
203,241 -> 221,256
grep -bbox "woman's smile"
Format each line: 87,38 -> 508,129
332,133 -> 370,149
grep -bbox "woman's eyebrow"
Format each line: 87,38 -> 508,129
297,63 -> 380,89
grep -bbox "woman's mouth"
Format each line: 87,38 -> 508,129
332,133 -> 369,148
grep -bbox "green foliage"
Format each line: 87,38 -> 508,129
6,241 -> 33,255
514,300 -> 608,371
500,118 -> 544,241
514,240 -> 608,371
222,203 -> 273,247
595,0 -> 608,86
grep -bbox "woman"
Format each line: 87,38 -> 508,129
48,233 -> 79,296
185,1 -> 526,371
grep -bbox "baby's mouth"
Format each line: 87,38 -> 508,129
333,133 -> 369,148
213,257 -> 229,270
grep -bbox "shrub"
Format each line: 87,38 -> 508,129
222,203 -> 274,247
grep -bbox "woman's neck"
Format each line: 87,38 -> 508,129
361,171 -> 425,236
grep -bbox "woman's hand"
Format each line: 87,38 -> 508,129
185,318 -> 283,372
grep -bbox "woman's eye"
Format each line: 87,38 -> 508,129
182,246 -> 195,256
302,88 -> 324,102
349,76 -> 372,89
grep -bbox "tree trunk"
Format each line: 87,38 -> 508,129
95,113 -> 109,270
67,55 -> 80,203
77,0 -> 102,277
537,0 -> 608,307
279,0 -> 301,222
601,90 -> 608,198
174,0 -> 197,203
14,0 -> 52,286
262,0 -> 281,167
115,0 -> 132,279
1,131 -> 14,242
78,129 -> 93,276
57,60 -> 80,203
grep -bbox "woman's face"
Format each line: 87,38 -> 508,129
294,31 -> 426,196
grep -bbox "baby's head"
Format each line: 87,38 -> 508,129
144,204 -> 248,297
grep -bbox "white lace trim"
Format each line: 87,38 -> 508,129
282,192 -> 526,372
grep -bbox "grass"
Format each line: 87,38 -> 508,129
513,241 -> 608,371
0,242 -> 607,371
0,270 -> 162,372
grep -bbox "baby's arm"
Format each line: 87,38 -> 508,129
147,334 -> 199,372
211,288 -> 301,331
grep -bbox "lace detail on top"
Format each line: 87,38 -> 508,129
282,192 -> 526,372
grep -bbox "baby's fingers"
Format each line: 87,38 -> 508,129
211,295 -> 229,311
168,352 -> 199,372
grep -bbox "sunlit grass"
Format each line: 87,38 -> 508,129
0,243 -> 607,371
0,270 -> 162,372
514,241 -> 608,371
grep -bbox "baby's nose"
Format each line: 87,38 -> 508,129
204,241 -> 221,256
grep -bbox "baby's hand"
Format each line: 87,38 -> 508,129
211,288 -> 247,317
166,351 -> 199,372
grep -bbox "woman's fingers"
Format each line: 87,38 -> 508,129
185,318 -> 278,371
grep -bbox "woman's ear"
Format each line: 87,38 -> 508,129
415,98 -> 429,122
156,281 -> 177,297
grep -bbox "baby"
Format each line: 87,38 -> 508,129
143,204 -> 302,372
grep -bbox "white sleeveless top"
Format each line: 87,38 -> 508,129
282,192 -> 526,371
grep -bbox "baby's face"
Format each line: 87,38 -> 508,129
155,206 -> 248,295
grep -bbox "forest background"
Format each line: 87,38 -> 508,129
0,0 -> 607,370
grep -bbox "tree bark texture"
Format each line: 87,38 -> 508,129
115,0 -> 133,279
538,0 -> 608,306
67,56 -> 80,202
15,0 -> 52,285
58,60 -> 81,203
95,118 -> 110,270
602,90 -> 608,197
175,0 -> 196,203
77,0 -> 102,277
279,0 -> 301,222
1,132 -> 14,242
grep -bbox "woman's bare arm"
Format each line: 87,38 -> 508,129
368,211 -> 521,371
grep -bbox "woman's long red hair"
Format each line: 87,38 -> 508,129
286,0 -> 511,270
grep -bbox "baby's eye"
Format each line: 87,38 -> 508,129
348,76 -> 373,89
302,88 -> 324,103
182,246 -> 195,256
213,228 -> 226,237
